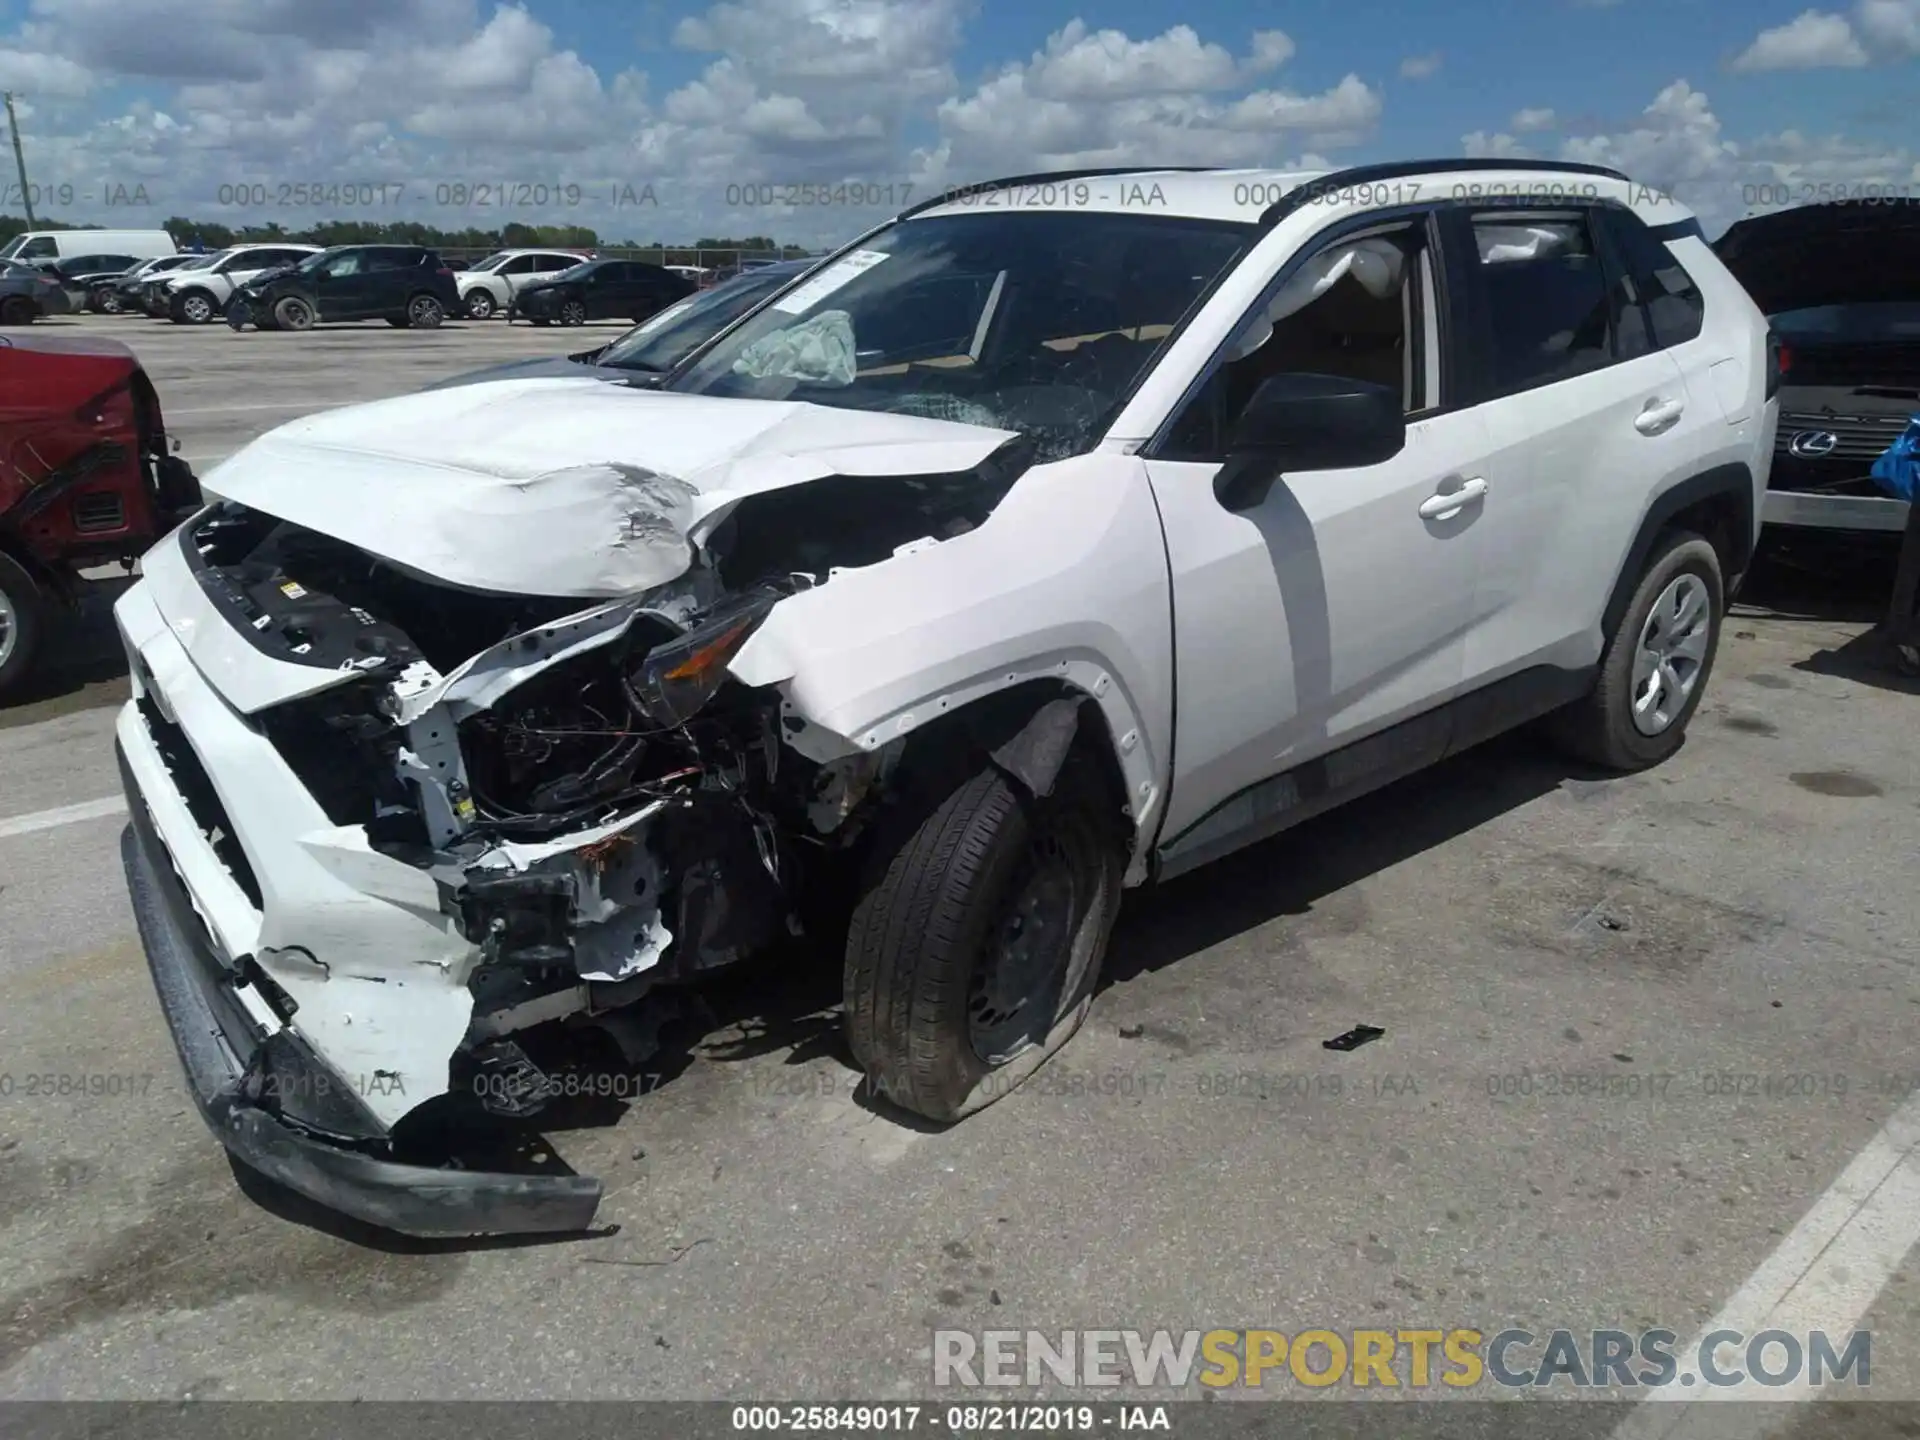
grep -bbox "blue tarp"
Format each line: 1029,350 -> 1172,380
1870,415 -> 1920,503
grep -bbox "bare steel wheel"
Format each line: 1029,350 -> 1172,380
273,296 -> 315,331
968,827 -> 1081,1064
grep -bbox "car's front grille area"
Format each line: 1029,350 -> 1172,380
71,490 -> 126,533
1775,411 -> 1911,463
135,694 -> 264,910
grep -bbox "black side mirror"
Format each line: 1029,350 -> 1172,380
1214,372 -> 1408,512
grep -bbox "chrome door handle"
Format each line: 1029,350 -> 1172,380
1419,476 -> 1488,520
1635,397 -> 1685,435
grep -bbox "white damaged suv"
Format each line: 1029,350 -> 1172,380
114,161 -> 1776,1236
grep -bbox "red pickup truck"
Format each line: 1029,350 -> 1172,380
0,332 -> 201,696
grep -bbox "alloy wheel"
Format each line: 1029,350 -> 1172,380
1630,572 -> 1712,736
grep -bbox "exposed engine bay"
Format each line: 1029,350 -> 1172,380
174,447 -> 1025,1120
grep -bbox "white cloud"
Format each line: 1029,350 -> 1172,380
1856,0 -> 1920,48
1398,52 -> 1442,78
1730,10 -> 1868,70
1461,131 -> 1534,159
1729,0 -> 1919,70
2,0 -> 1914,251
1472,79 -> 1916,234
0,47 -> 96,96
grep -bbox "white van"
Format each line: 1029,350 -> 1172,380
0,229 -> 176,265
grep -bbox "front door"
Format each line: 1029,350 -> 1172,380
1139,211 -> 1491,864
587,265 -> 628,319
314,252 -> 375,320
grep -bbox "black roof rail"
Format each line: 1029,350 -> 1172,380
1256,157 -> 1632,230
899,165 -> 1220,219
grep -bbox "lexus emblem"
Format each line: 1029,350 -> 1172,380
1788,430 -> 1839,458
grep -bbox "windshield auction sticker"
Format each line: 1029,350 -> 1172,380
770,248 -> 888,314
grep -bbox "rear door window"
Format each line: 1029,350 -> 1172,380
1467,211 -> 1616,397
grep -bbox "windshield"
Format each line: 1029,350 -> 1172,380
547,261 -> 599,283
1770,302 -> 1920,344
295,249 -> 341,273
175,251 -> 228,272
669,210 -> 1252,459
465,252 -> 511,272
598,271 -> 792,372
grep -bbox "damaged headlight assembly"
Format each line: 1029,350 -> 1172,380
423,578 -> 811,1120
625,584 -> 788,729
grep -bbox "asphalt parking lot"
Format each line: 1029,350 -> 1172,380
2,313 -> 1918,1427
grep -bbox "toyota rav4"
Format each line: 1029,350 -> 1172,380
112,161 -> 1776,1237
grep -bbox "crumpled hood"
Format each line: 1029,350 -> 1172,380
197,379 -> 1019,597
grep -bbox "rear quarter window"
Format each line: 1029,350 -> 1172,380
1605,210 -> 1705,349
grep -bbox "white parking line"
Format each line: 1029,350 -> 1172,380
1612,1088 -> 1920,1436
0,795 -> 128,840
163,402 -> 324,417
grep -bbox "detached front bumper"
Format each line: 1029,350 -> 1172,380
112,559 -> 607,1237
118,744 -> 603,1237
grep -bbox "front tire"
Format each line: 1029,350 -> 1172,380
844,752 -> 1123,1122
97,289 -> 124,313
462,289 -> 494,320
0,552 -> 47,698
171,290 -> 216,324
559,299 -> 587,326
1548,529 -> 1723,771
273,296 -> 314,331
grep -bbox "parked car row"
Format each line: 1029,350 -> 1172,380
0,229 -> 775,331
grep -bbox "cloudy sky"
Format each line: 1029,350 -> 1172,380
0,0 -> 1915,242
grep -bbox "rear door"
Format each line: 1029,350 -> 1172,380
360,248 -> 418,315
1440,204 -> 1695,686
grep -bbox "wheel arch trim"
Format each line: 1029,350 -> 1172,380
1600,462 -> 1754,642
768,657 -> 1163,886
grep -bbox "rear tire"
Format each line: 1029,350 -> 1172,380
1547,529 -> 1723,771
0,295 -> 36,325
0,552 -> 47,699
405,294 -> 445,329
843,751 -> 1124,1122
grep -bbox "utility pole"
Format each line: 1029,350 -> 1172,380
4,92 -> 32,227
